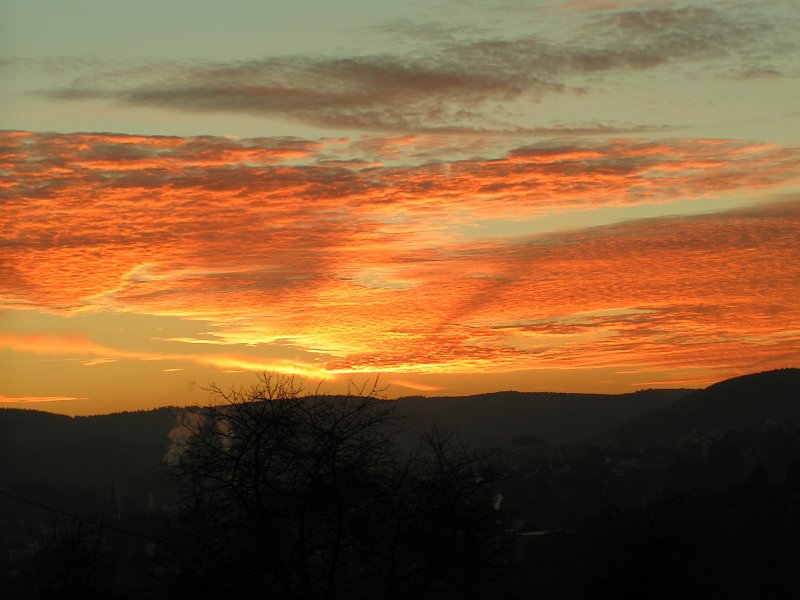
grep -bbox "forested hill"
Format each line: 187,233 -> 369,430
0,387 -> 688,502
5,369 -> 798,504
598,368 -> 800,446
0,407 -> 179,512
393,388 -> 689,447
3,370 -> 800,599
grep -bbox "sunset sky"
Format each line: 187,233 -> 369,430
2,0 -> 799,414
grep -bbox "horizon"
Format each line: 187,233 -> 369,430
7,367 -> 800,418
2,1 -> 800,415
0,381 -> 700,418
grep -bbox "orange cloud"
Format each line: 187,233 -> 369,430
323,202 -> 800,376
387,379 -> 445,392
0,333 -> 111,356
2,131 -> 799,388
0,333 -> 331,380
0,394 -> 88,404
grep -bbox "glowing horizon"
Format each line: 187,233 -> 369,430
2,1 -> 799,414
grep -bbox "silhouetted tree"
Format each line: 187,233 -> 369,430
25,518 -> 114,600
163,374 -> 507,600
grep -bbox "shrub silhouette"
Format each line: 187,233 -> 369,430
163,374 -> 507,600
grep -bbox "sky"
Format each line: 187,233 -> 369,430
1,0 -> 799,415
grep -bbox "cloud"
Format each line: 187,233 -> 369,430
6,198 -> 800,378
387,379 -> 445,392
33,5 -> 794,132
4,130 -> 800,318
0,394 -> 88,403
3,131 -> 800,314
2,129 -> 799,381
318,200 -> 800,375
0,332 -> 331,380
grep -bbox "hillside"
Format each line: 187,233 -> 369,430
393,388 -> 688,447
3,371 -> 799,600
6,370 -> 797,507
0,387 -> 688,500
0,407 -> 179,512
599,368 -> 800,446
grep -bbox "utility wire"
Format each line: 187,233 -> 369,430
0,488 -> 171,545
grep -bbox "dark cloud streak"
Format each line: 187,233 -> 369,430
38,6 -> 795,133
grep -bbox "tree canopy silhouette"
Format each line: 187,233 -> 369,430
164,374 -> 507,600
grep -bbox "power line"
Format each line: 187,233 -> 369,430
0,488 -> 169,545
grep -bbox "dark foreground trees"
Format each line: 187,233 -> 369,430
163,375 -> 507,600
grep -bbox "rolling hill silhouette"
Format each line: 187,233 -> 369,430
3,369 -> 799,600
393,388 -> 687,447
598,368 -> 800,446
0,388 -> 686,499
2,370 -> 797,501
0,407 -> 178,512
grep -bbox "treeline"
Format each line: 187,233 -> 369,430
501,425 -> 800,599
3,371 -> 800,598
5,425 -> 800,599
